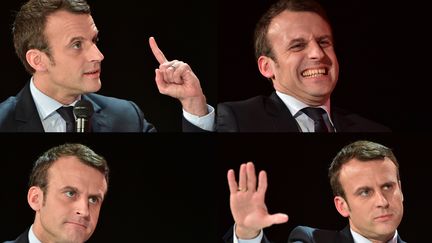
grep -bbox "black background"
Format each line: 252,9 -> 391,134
1,0 -> 432,242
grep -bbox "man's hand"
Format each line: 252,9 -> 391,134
227,162 -> 289,239
149,37 -> 208,116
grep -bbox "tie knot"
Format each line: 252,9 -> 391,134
301,107 -> 326,121
301,107 -> 333,133
57,106 -> 75,132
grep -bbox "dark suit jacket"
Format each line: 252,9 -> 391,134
3,228 -> 29,243
217,92 -> 391,132
0,82 -> 159,132
288,226 -> 406,243
223,225 -> 406,243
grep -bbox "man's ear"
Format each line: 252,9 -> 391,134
334,196 -> 350,218
257,56 -> 274,79
26,49 -> 48,72
28,186 -> 44,211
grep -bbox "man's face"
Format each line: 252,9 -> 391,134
36,10 -> 104,104
263,11 -> 338,106
335,158 -> 404,241
30,156 -> 107,243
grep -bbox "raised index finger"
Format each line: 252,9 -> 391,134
149,36 -> 167,64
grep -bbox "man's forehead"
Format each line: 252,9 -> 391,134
340,158 -> 398,182
269,10 -> 331,36
45,10 -> 98,38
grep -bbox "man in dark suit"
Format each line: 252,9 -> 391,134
0,0 -> 210,132
224,141 -> 405,243
216,0 -> 390,132
3,143 -> 109,243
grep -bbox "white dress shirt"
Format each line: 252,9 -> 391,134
28,225 -> 41,243
275,91 -> 335,132
233,224 -> 263,243
30,79 -> 78,132
183,105 -> 215,131
351,229 -> 399,243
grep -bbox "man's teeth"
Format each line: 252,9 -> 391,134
302,68 -> 326,77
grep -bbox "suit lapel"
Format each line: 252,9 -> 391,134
14,83 -> 45,132
82,95 -> 110,132
266,92 -> 301,132
339,225 -> 355,243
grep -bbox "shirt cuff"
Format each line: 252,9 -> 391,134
233,224 -> 263,243
182,104 -> 215,131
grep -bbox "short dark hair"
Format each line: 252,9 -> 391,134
328,140 -> 400,199
254,0 -> 330,60
13,0 -> 91,73
29,143 -> 109,196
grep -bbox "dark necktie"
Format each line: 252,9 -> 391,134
301,107 -> 333,133
57,106 -> 75,132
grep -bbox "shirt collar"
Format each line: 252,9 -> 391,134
275,91 -> 331,117
30,78 -> 80,120
28,225 -> 42,243
350,228 -> 398,243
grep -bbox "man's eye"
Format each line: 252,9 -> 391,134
319,40 -> 331,47
290,43 -> 305,51
359,190 -> 370,197
89,197 -> 99,204
383,184 -> 393,190
65,191 -> 75,197
72,42 -> 82,49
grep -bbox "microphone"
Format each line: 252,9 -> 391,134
73,100 -> 94,133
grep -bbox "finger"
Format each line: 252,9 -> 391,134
149,36 -> 168,64
266,213 -> 289,226
172,62 -> 188,84
160,60 -> 179,71
238,163 -> 247,192
257,170 -> 267,194
227,169 -> 239,194
155,69 -> 167,94
246,162 -> 257,192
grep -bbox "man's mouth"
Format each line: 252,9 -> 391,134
84,70 -> 100,75
374,214 -> 393,222
301,68 -> 328,78
65,221 -> 88,229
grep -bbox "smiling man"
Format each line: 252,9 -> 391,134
4,143 -> 109,243
224,140 -> 405,243
216,0 -> 390,132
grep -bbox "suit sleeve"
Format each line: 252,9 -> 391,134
217,103 -> 239,132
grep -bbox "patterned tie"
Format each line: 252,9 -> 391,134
301,107 -> 333,133
57,106 -> 75,132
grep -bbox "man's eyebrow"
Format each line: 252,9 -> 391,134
288,38 -> 307,45
90,192 -> 104,201
61,185 -> 78,192
353,186 -> 371,194
67,36 -> 85,45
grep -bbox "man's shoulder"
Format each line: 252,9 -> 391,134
3,228 -> 30,243
84,93 -> 140,111
332,107 -> 391,132
288,225 -> 353,243
0,96 -> 19,120
218,95 -> 270,109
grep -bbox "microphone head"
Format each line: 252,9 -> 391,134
73,100 -> 94,119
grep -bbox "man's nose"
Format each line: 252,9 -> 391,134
307,40 -> 325,60
88,43 -> 104,62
